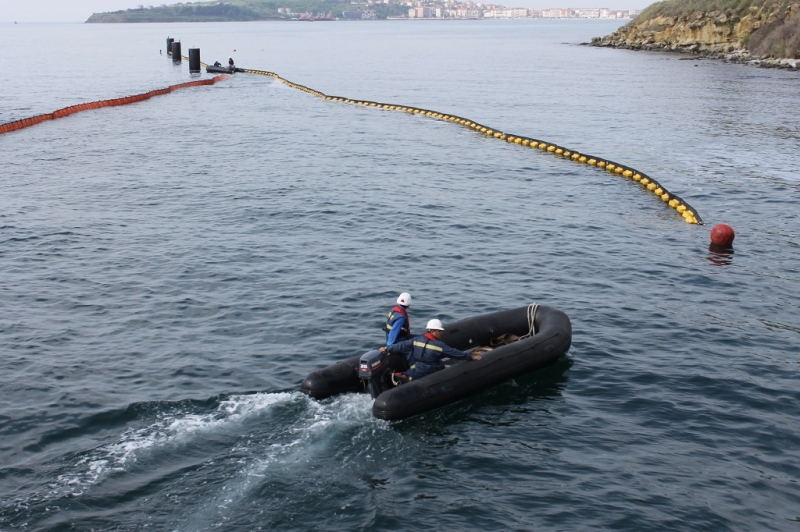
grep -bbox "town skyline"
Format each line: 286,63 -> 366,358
307,3 -> 639,21
398,3 -> 638,20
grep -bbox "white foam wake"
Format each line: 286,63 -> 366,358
176,392 -> 392,531
51,392 -> 299,498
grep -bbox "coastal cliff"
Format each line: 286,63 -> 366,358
593,0 -> 800,68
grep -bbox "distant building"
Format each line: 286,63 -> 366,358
572,8 -> 601,17
411,6 -> 435,17
456,7 -> 482,18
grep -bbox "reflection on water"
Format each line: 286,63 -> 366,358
707,243 -> 735,266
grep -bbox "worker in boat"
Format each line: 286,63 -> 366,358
380,318 -> 481,383
228,57 -> 235,71
383,292 -> 412,346
382,292 -> 413,374
213,61 -> 221,67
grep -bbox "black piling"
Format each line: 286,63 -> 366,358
166,37 -> 174,56
189,48 -> 201,74
171,41 -> 181,62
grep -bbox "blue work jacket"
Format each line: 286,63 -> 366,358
383,305 -> 411,346
385,333 -> 473,380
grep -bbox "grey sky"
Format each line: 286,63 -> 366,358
1,0 -> 653,22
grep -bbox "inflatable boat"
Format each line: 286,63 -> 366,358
300,304 -> 572,420
206,65 -> 244,74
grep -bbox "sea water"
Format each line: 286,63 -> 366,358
1,19 -> 799,531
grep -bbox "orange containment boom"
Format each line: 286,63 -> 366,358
0,75 -> 231,136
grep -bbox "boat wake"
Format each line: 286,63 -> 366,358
54,392 -> 301,496
1,391 -> 387,530
176,392 -> 391,531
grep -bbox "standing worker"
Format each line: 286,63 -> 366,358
380,318 -> 481,383
383,292 -> 412,346
228,57 -> 235,71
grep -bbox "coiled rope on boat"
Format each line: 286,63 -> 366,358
520,303 -> 539,340
484,303 -> 538,350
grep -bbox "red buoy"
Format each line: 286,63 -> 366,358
710,224 -> 735,246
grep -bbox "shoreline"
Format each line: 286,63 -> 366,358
587,40 -> 799,70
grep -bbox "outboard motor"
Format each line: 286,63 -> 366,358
358,349 -> 392,399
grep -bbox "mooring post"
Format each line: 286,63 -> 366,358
166,37 -> 174,56
171,41 -> 181,62
189,48 -> 201,74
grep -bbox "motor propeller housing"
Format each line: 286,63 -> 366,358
358,350 -> 392,399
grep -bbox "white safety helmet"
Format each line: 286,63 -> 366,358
426,319 -> 444,331
397,292 -> 411,307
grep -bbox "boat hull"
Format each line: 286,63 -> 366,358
300,305 -> 571,420
206,65 -> 244,73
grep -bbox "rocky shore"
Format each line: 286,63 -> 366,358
591,2 -> 800,70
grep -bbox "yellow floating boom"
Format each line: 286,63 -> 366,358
239,67 -> 702,225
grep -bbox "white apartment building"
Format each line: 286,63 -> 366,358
484,8 -> 528,18
540,8 -> 567,17
572,8 -> 601,17
456,7 -> 483,18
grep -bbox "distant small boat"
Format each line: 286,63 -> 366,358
206,65 -> 234,74
301,304 -> 572,420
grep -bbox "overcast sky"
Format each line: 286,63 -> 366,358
1,0 -> 654,22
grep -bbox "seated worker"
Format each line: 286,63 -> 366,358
383,292 -> 412,346
213,61 -> 221,67
380,319 -> 481,382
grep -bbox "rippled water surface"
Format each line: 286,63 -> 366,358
1,20 -> 799,531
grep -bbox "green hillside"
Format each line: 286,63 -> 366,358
86,0 -> 408,22
636,0 -> 776,18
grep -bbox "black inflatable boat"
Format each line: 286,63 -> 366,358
206,65 -> 233,73
300,304 -> 572,420
206,65 -> 245,74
